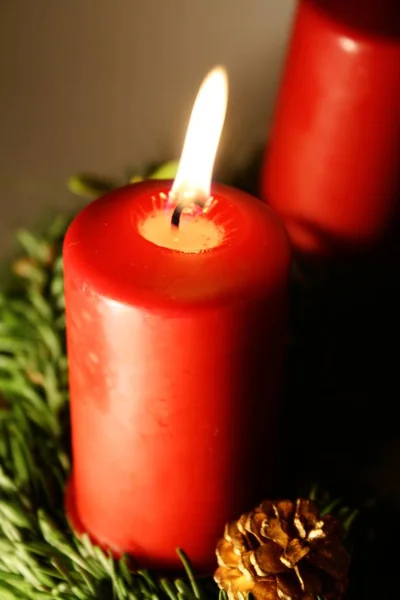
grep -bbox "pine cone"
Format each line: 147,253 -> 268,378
214,498 -> 350,600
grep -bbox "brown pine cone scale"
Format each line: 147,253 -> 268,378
214,498 -> 350,600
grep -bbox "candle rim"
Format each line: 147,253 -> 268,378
63,180 -> 291,310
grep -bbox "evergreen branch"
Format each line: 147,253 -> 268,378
0,182 -> 216,600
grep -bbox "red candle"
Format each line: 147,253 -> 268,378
63,69 -> 291,572
261,0 -> 400,257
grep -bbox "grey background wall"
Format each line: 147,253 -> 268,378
0,0 -> 294,256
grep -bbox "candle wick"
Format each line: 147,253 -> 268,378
171,203 -> 184,229
171,197 -> 206,229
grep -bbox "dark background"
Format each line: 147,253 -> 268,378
235,151 -> 400,600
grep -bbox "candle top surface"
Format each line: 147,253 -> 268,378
139,208 -> 224,253
63,180 -> 290,310
308,0 -> 400,39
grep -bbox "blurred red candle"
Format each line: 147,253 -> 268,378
261,0 -> 400,256
64,68 -> 291,572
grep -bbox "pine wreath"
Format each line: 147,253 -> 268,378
0,165 -> 358,600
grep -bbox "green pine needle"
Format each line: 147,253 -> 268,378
0,189 -> 217,600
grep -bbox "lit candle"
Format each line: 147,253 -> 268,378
261,0 -> 400,257
64,68 -> 291,572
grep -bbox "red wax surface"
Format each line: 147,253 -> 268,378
63,180 -> 291,572
261,0 -> 400,256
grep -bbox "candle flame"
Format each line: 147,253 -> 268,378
169,66 -> 228,210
